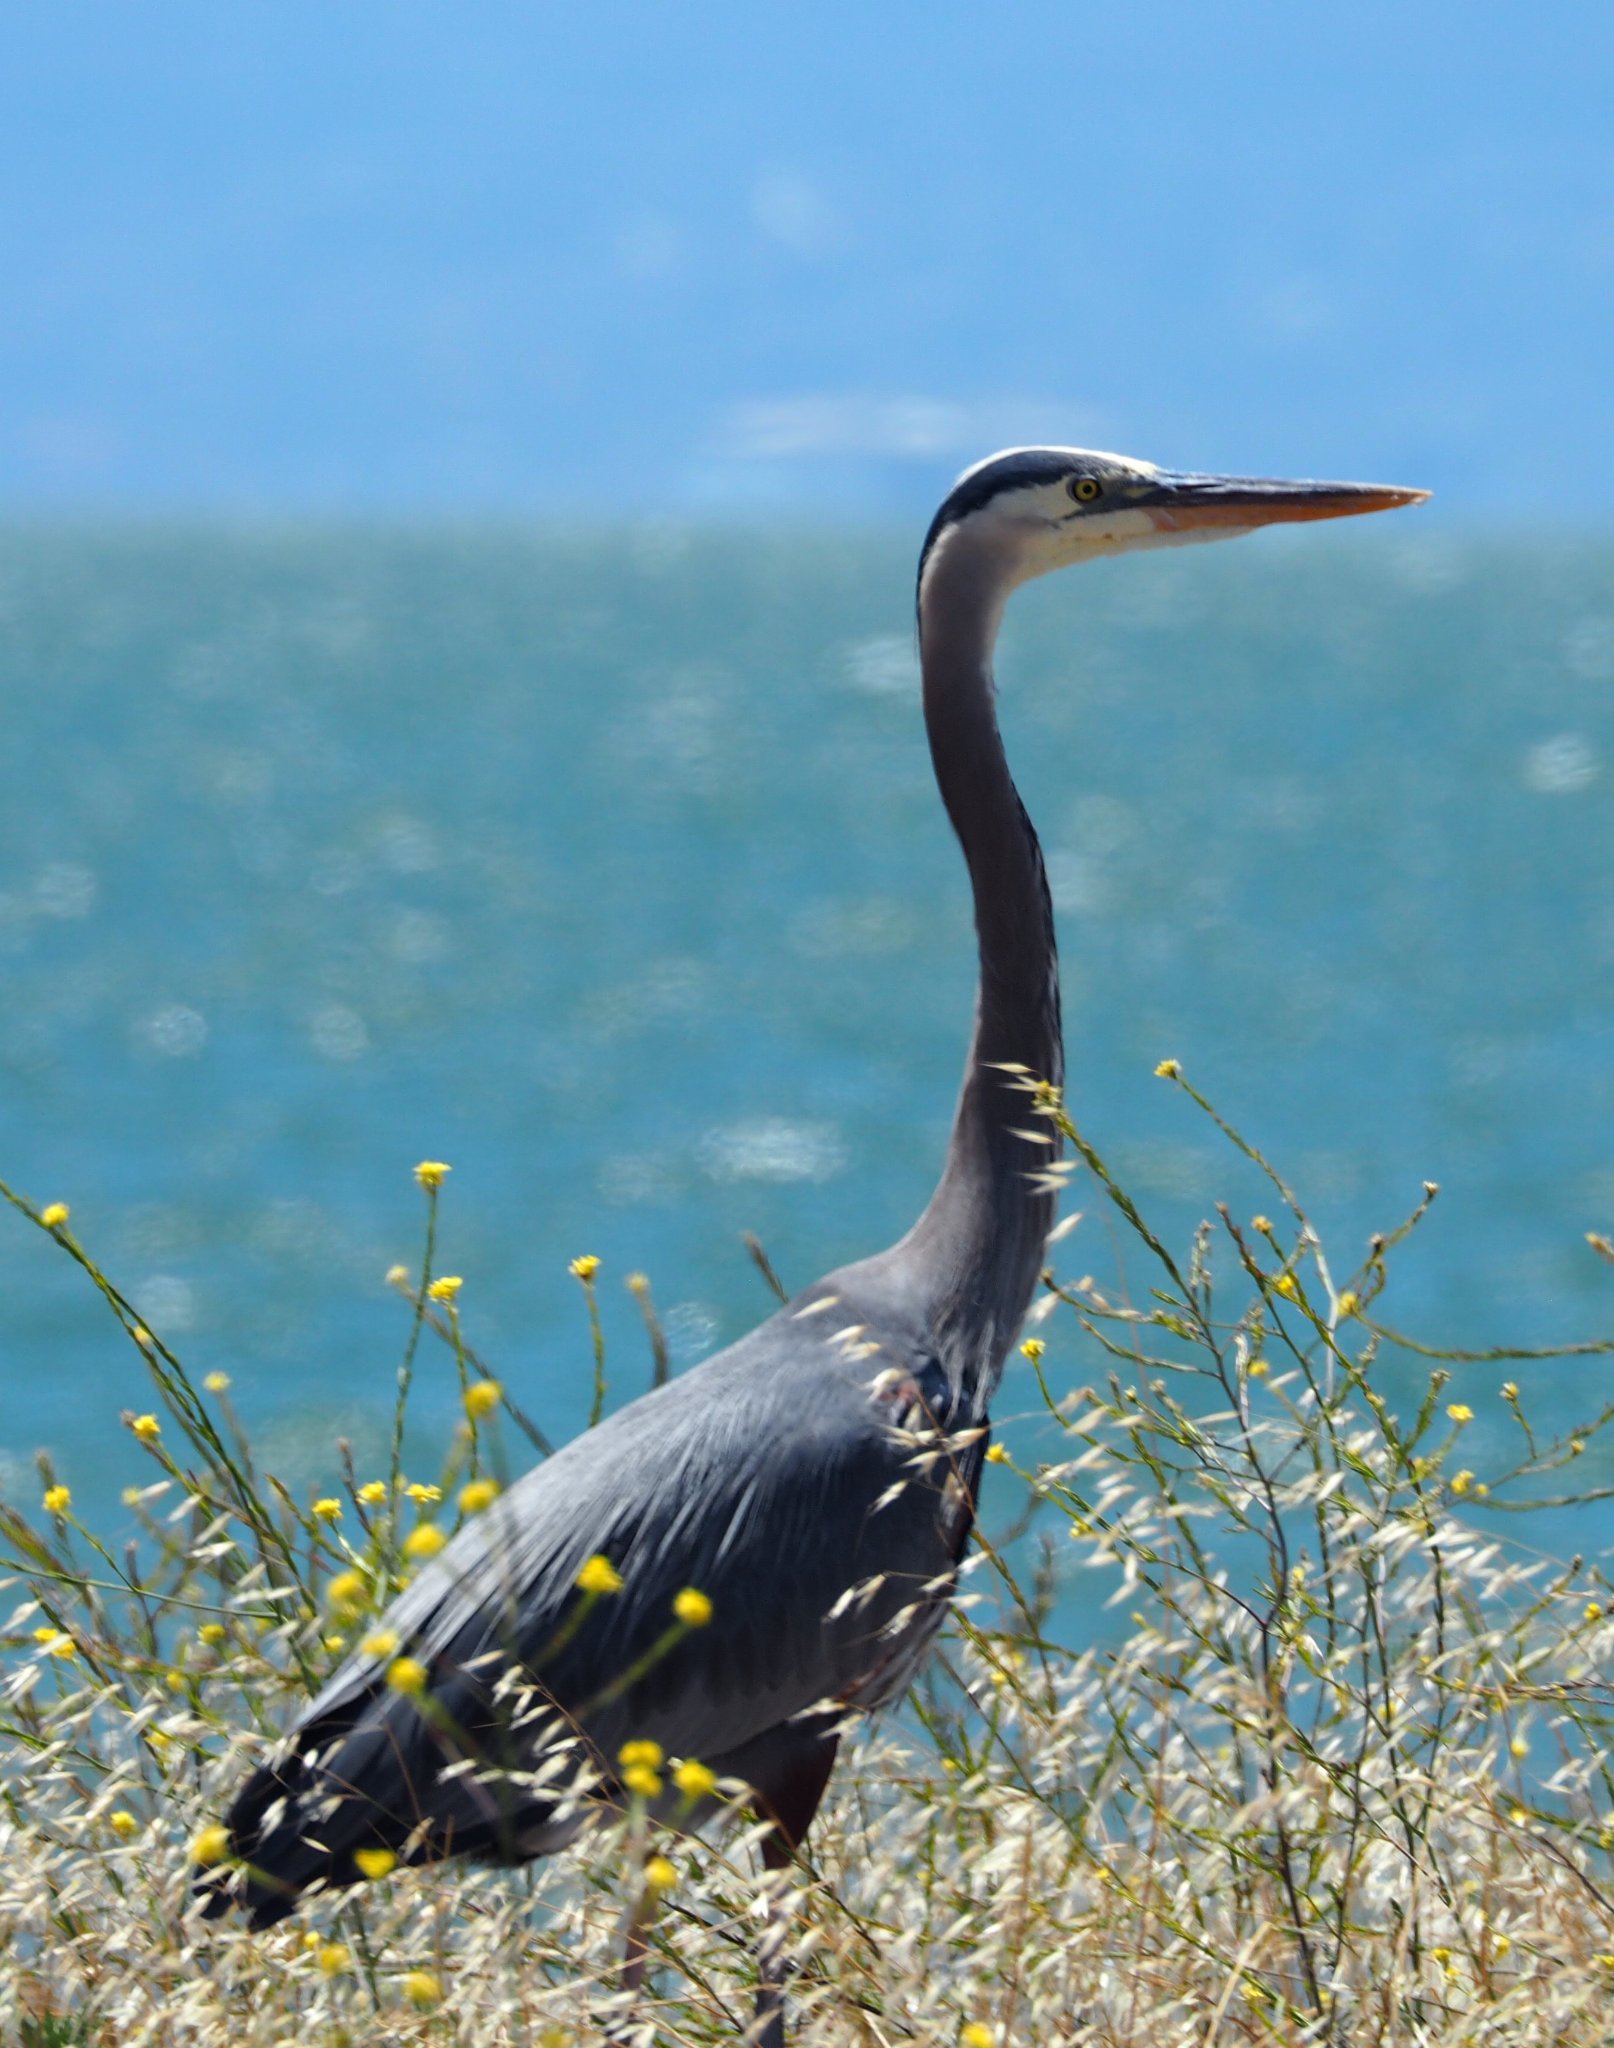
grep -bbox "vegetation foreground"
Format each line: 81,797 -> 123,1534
4,1072 -> 1614,2046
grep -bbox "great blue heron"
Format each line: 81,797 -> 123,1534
200,448 -> 1425,2041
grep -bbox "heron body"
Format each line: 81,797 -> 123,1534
203,447 -> 1425,2039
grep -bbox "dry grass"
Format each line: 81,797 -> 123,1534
4,1071 -> 1614,2046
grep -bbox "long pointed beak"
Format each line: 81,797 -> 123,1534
1144,472 -> 1429,534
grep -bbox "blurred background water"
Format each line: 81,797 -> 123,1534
1,522 -> 1611,1549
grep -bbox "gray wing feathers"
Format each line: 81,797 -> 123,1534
300,1312 -> 965,1768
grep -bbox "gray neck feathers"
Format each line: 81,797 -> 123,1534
885,528 -> 1065,1409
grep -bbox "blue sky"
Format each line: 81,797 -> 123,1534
4,3 -> 1611,517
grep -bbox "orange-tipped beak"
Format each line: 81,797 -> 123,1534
1143,473 -> 1430,534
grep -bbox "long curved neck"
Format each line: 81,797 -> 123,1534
895,533 -> 1065,1406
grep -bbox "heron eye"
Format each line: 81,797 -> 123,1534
1069,477 -> 1102,503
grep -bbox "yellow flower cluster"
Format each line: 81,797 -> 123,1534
203,1371 -> 231,1393
1447,1403 -> 1474,1425
131,1414 -> 161,1442
357,1479 -> 388,1505
362,1630 -> 401,1659
1153,1059 -> 1181,1080
40,1202 -> 70,1229
42,1485 -> 71,1514
985,1443 -> 1009,1465
326,1570 -> 369,1615
464,1378 -> 502,1421
569,1253 -> 601,1282
576,1553 -> 623,1595
404,1523 -> 446,1561
643,1855 -> 677,1892
355,1846 -> 398,1880
312,1497 -> 342,1521
427,1274 -> 462,1303
413,1161 -> 451,1190
406,1482 -> 442,1504
673,1587 -> 713,1628
198,1622 -> 227,1647
402,1969 -> 442,2008
674,1758 -> 717,1800
387,1656 -> 429,1697
190,1825 -> 231,1867
459,1478 -> 498,1514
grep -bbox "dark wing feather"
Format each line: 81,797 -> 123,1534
207,1300 -> 975,1922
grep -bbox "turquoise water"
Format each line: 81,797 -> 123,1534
1,525 -> 1612,1549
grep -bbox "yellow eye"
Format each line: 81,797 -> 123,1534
1069,477 -> 1102,503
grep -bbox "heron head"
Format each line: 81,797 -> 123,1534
917,446 -> 1429,612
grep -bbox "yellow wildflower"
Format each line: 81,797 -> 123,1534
190,1825 -> 231,1867
1447,1403 -> 1474,1425
1019,1337 -> 1044,1362
576,1554 -> 623,1596
619,1739 -> 664,1769
1247,1358 -> 1270,1378
464,1378 -> 502,1421
427,1275 -> 462,1303
1501,1381 -> 1519,1401
312,1497 -> 342,1522
40,1202 -> 70,1229
404,1523 -> 446,1561
402,1970 -> 442,2009
33,1628 -> 76,1658
985,1443 -> 1009,1464
569,1254 -> 601,1282
362,1630 -> 401,1660
962,2028 -> 996,2048
199,1621 -> 227,1646
674,1587 -> 713,1628
354,1847 -> 397,1880
1272,1273 -> 1300,1301
626,1271 -> 650,1295
42,1485 -> 71,1514
132,1326 -> 154,1350
323,1634 -> 346,1653
385,1263 -> 410,1287
622,1764 -> 663,1799
203,1371 -> 230,1393
109,1810 -> 138,1839
1251,1215 -> 1273,1234
1493,1932 -> 1512,1958
413,1161 -> 451,1190
643,1855 -> 677,1892
1336,1289 -> 1360,1318
131,1414 -> 161,1442
674,1759 -> 718,1800
166,1669 -> 186,1693
406,1482 -> 442,1505
1510,1734 -> 1529,1758
1153,1059 -> 1180,1080
386,1656 -> 429,1696
317,1942 -> 351,1976
458,1478 -> 498,1514
357,1479 -> 387,1505
1450,1470 -> 1473,1497
326,1570 -> 368,1614
1586,1602 -> 1604,1623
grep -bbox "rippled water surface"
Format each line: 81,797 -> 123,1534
2,524 -> 1612,1551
